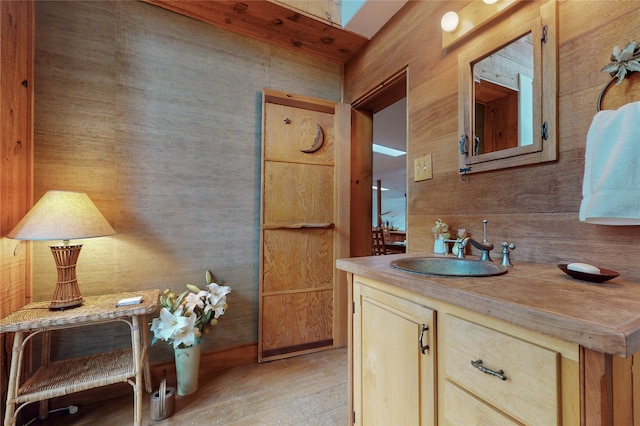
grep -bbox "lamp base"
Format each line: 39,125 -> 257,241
49,296 -> 83,311
49,244 -> 84,311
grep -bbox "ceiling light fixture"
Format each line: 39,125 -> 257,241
373,143 -> 406,157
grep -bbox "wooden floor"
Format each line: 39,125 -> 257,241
24,348 -> 347,426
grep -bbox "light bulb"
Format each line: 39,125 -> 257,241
483,0 -> 498,4
440,11 -> 459,33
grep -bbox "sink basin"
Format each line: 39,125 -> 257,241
390,257 -> 507,277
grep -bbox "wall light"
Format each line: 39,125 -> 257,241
440,11 -> 459,33
441,0 -> 518,49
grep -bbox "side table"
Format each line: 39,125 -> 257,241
0,289 -> 159,426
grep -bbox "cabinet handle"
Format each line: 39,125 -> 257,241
419,324 -> 429,354
471,359 -> 507,381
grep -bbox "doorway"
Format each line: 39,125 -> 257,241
373,99 -> 407,232
350,70 -> 407,257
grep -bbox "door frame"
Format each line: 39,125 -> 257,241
350,69 -> 408,258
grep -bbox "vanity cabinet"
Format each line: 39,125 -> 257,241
442,315 -> 563,425
353,278 -> 436,426
350,276 -> 579,426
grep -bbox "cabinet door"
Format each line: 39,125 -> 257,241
353,282 -> 435,426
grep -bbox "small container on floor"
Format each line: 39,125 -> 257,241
151,373 -> 175,421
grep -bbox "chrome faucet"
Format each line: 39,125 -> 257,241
445,220 -> 494,261
460,237 -> 494,261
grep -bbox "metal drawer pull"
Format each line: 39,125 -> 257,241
471,359 -> 507,381
419,324 -> 429,354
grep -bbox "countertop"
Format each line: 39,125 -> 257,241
337,253 -> 640,357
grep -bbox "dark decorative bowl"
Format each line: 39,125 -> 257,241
557,264 -> 620,283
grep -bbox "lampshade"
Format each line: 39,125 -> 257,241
7,190 -> 115,241
7,190 -> 115,310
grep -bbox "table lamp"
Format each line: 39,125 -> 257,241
7,190 -> 116,310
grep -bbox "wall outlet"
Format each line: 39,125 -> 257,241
414,154 -> 433,182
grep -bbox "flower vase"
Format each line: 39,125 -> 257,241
433,234 -> 447,254
174,343 -> 201,396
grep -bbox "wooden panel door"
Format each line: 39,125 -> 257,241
259,89 -> 341,362
353,280 -> 436,426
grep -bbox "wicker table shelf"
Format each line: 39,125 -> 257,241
0,290 -> 160,426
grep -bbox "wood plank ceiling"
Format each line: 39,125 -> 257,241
142,0 -> 369,64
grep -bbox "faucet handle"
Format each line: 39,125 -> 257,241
501,241 -> 516,267
482,219 -> 489,243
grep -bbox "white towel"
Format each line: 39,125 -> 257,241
580,101 -> 640,225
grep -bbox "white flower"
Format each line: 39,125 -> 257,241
151,306 -> 199,348
151,270 -> 232,349
206,282 -> 231,306
184,290 -> 207,313
212,303 -> 226,319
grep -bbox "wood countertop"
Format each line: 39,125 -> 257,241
337,253 -> 640,357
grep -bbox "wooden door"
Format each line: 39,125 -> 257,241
259,89 -> 345,362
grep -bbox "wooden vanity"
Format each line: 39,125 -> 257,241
337,253 -> 640,425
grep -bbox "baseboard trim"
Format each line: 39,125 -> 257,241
149,342 -> 258,385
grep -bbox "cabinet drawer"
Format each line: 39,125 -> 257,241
443,380 -> 521,426
443,315 -> 559,426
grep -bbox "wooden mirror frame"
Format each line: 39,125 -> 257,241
458,0 -> 557,175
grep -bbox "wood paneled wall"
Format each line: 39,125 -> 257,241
0,0 -> 33,407
0,1 -> 32,320
32,1 -> 341,362
344,0 -> 640,281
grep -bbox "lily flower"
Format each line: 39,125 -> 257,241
151,270 -> 231,349
206,282 -> 232,307
184,290 -> 207,313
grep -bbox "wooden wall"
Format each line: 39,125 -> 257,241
32,1 -> 341,362
344,0 -> 640,281
0,0 -> 33,408
0,0 -> 32,317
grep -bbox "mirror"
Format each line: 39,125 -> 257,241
474,32 -> 534,154
458,1 -> 557,175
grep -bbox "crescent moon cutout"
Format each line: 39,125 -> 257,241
300,123 -> 324,153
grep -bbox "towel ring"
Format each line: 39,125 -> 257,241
598,41 -> 640,111
596,77 -> 617,112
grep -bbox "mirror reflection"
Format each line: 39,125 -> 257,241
473,32 -> 534,155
